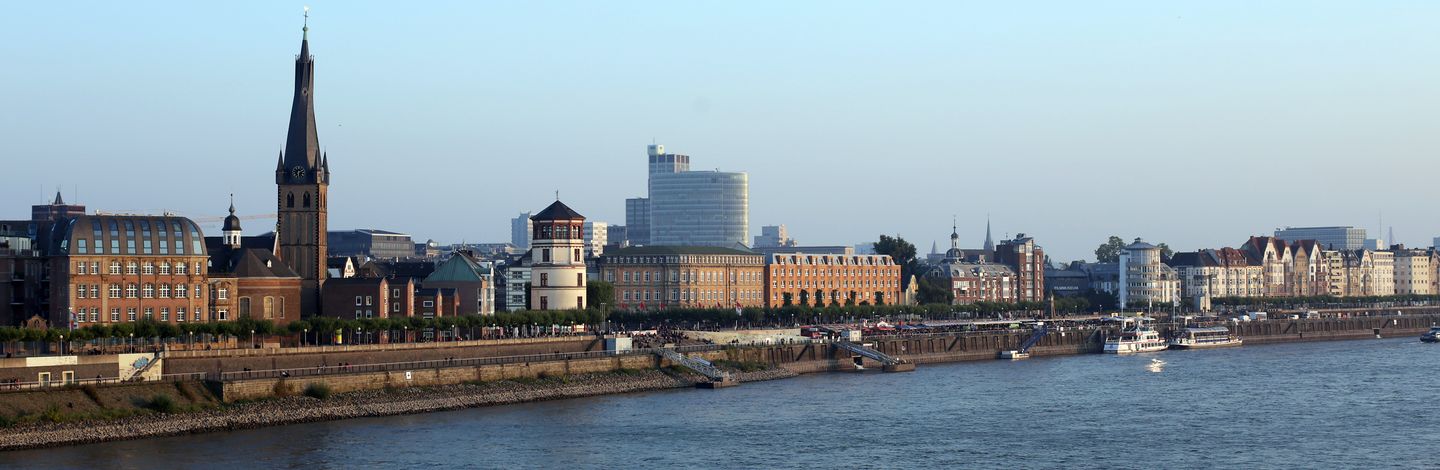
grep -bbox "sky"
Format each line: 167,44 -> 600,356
2,1 -> 1438,262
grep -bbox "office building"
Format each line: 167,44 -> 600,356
649,170 -> 748,247
329,229 -> 414,260
1274,226 -> 1366,251
753,225 -> 796,249
510,212 -> 532,250
624,198 -> 650,245
584,221 -> 608,257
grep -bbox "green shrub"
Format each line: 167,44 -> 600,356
303,382 -> 332,400
272,380 -> 294,397
148,394 -> 177,413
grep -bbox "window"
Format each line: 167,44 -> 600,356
540,273 -> 548,287
175,263 -> 186,275
392,288 -> 400,297
217,287 -> 228,300
278,298 -> 285,319
574,248 -> 581,260
577,296 -> 584,309
143,307 -> 153,319
287,193 -> 295,208
177,307 -> 186,322
90,262 -> 99,274
542,249 -> 551,263
110,308 -> 119,322
159,284 -> 171,298
126,262 -> 137,275
142,263 -> 154,275
194,309 -> 202,322
263,296 -> 274,319
393,302 -> 400,313
160,308 -> 169,322
76,285 -> 86,299
539,296 -> 548,310
127,308 -> 137,322
355,295 -> 363,306
89,285 -> 98,298
76,262 -> 87,275
159,263 -> 170,275
175,284 -> 187,298
365,296 -> 373,306
423,300 -> 434,308
577,273 -> 584,286
125,284 -> 137,298
303,192 -> 311,207
217,309 -> 228,321
239,297 -> 251,317
142,284 -> 154,298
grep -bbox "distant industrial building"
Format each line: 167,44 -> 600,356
1273,226 -> 1366,251
328,229 -> 415,260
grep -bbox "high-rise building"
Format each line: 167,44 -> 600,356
649,170 -> 748,247
647,144 -> 689,175
624,198 -> 650,246
528,200 -> 587,310
274,19 -> 330,315
1118,238 -> 1179,308
510,212 -> 532,249
1274,226 -> 1366,251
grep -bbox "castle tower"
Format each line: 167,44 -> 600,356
275,14 -> 329,315
529,200 -> 587,310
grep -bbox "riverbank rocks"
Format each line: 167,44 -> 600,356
0,366 -> 797,451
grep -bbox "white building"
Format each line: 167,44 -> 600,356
1118,238 -> 1180,308
527,200 -> 588,310
583,221 -> 608,258
1393,248 -> 1436,295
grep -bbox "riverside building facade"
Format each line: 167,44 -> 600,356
600,246 -> 765,310
528,201 -> 587,311
764,253 -> 901,307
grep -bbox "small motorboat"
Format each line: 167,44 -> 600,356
1422,327 -> 1440,343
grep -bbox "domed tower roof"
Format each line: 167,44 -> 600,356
222,195 -> 242,232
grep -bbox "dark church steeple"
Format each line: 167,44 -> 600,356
277,9 -> 328,185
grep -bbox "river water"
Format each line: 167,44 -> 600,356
6,338 -> 1438,469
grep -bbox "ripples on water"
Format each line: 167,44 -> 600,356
7,338 -> 1438,469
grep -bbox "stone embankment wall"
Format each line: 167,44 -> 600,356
167,337 -> 601,376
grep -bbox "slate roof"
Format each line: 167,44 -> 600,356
530,200 -> 585,221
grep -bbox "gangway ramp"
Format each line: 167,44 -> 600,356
653,348 -> 737,388
833,341 -> 915,372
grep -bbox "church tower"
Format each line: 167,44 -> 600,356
275,13 -> 329,315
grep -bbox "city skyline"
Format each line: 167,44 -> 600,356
3,2 -> 1438,262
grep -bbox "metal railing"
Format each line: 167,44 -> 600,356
0,371 -> 207,392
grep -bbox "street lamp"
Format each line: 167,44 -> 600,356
250,329 -> 256,349
302,328 -> 307,347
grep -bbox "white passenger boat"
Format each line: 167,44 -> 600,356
1103,321 -> 1167,354
1169,326 -> 1243,349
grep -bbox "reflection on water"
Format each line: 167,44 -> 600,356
6,338 -> 1439,469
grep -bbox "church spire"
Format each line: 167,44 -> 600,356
279,8 -> 321,184
983,215 -> 995,252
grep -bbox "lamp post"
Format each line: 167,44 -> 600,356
302,328 -> 307,347
250,329 -> 255,349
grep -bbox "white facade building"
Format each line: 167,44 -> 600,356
1118,238 -> 1180,308
527,201 -> 587,311
583,221 -> 608,258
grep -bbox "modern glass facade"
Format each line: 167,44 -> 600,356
1274,226 -> 1366,251
624,198 -> 650,245
649,171 -> 748,247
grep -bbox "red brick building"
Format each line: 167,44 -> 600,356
764,253 -> 901,307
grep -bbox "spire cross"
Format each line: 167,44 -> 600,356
555,190 -> 560,201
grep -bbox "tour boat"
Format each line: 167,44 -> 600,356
1103,322 -> 1168,354
1168,326 -> 1243,349
1422,327 -> 1440,343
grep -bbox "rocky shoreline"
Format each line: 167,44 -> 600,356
0,367 -> 797,451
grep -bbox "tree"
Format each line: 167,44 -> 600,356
586,280 -> 615,310
1095,236 -> 1126,263
1157,243 -> 1174,260
916,277 -> 954,305
874,235 -> 919,278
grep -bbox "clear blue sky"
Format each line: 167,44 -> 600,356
3,1 -> 1437,261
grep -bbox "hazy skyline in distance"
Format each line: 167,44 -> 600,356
2,1 -> 1437,262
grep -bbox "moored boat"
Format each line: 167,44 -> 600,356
1422,327 -> 1440,343
1169,326 -> 1243,349
1103,320 -> 1167,354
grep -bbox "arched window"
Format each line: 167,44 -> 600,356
287,193 -> 295,208
142,284 -> 154,298
263,296 -> 275,319
303,192 -> 311,208
239,297 -> 251,317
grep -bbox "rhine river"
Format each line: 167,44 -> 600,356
7,338 -> 1438,469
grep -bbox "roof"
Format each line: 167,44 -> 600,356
1125,238 -> 1158,250
46,214 -> 207,257
530,200 -> 585,221
207,245 -> 300,278
604,246 -> 757,257
358,260 -> 436,279
424,253 -> 488,283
